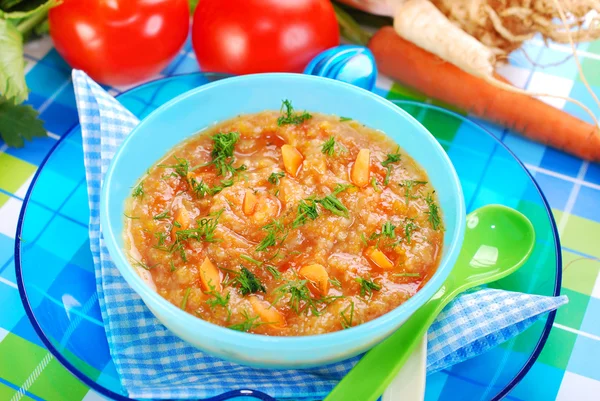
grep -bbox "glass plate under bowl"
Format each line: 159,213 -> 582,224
15,73 -> 561,401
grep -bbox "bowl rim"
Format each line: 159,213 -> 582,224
13,71 -> 562,401
100,72 -> 467,349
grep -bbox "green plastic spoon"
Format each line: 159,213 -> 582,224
324,204 -> 535,401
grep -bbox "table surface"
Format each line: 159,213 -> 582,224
0,35 -> 599,401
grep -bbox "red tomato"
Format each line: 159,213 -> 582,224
49,0 -> 189,86
192,0 -> 339,75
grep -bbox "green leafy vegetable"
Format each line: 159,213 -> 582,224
277,99 -> 312,126
0,18 -> 27,104
0,99 -> 46,147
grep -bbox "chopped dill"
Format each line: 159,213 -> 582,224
132,182 -> 144,198
381,221 -> 396,239
240,254 -> 263,266
277,99 -> 312,126
340,116 -> 352,122
293,199 -> 319,228
153,210 -> 170,220
355,277 -> 381,299
400,180 -> 428,204
206,131 -> 246,177
381,149 -> 401,185
425,192 -> 442,230
360,232 -> 368,246
233,266 -> 266,295
340,301 -> 355,329
321,136 -> 336,156
393,272 -> 421,278
370,177 -> 381,192
180,287 -> 191,310
159,156 -> 191,178
265,264 -> 282,279
404,218 -> 417,244
274,279 -> 320,316
256,219 -> 288,252
329,277 -> 342,290
170,260 -> 177,272
189,177 -> 211,198
130,256 -> 156,271
153,231 -> 168,247
228,310 -> 268,332
205,283 -> 231,309
123,213 -> 139,220
314,185 -> 350,218
268,171 -> 285,185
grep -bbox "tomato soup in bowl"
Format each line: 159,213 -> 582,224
101,73 -> 465,368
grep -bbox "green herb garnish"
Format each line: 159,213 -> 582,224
124,213 -> 139,220
340,116 -> 352,122
153,210 -> 171,220
189,177 -> 211,198
256,219 -> 288,252
400,180 -> 428,204
381,149 -> 402,185
277,99 -> 312,126
370,177 -> 381,192
381,221 -> 396,239
265,265 -> 282,279
425,192 -> 442,230
293,199 -> 319,228
404,219 -> 416,244
207,131 -> 246,177
180,287 -> 191,310
268,171 -> 286,185
393,272 -> 421,278
130,256 -> 156,271
233,266 -> 266,295
170,260 -> 177,272
159,156 -> 191,178
154,231 -> 168,247
132,182 -> 144,198
329,277 -> 342,290
205,283 -> 231,309
340,301 -> 355,329
228,310 -> 268,332
240,254 -> 263,266
355,277 -> 381,299
274,279 -> 320,316
314,185 -> 351,218
322,137 -> 336,156
360,232 -> 368,246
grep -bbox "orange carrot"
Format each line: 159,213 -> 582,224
369,26 -> 600,162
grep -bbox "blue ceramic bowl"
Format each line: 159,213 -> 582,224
101,73 -> 466,368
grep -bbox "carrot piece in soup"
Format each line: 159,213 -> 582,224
281,144 -> 304,177
351,149 -> 370,187
199,257 -> 222,292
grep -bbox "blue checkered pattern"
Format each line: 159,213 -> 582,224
72,69 -> 568,400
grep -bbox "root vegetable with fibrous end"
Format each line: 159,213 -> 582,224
369,26 -> 600,161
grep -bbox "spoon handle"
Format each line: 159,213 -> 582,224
324,293 -> 446,401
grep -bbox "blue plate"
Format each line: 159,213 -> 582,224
15,73 -> 561,401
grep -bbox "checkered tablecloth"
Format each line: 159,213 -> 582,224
0,34 -> 599,401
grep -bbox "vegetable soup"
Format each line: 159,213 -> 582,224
124,100 -> 444,336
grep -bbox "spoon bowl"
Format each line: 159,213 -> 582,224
304,45 -> 377,90
324,204 -> 535,401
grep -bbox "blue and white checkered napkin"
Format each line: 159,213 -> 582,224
72,69 -> 568,400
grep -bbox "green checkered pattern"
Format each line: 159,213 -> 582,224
0,34 -> 599,401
